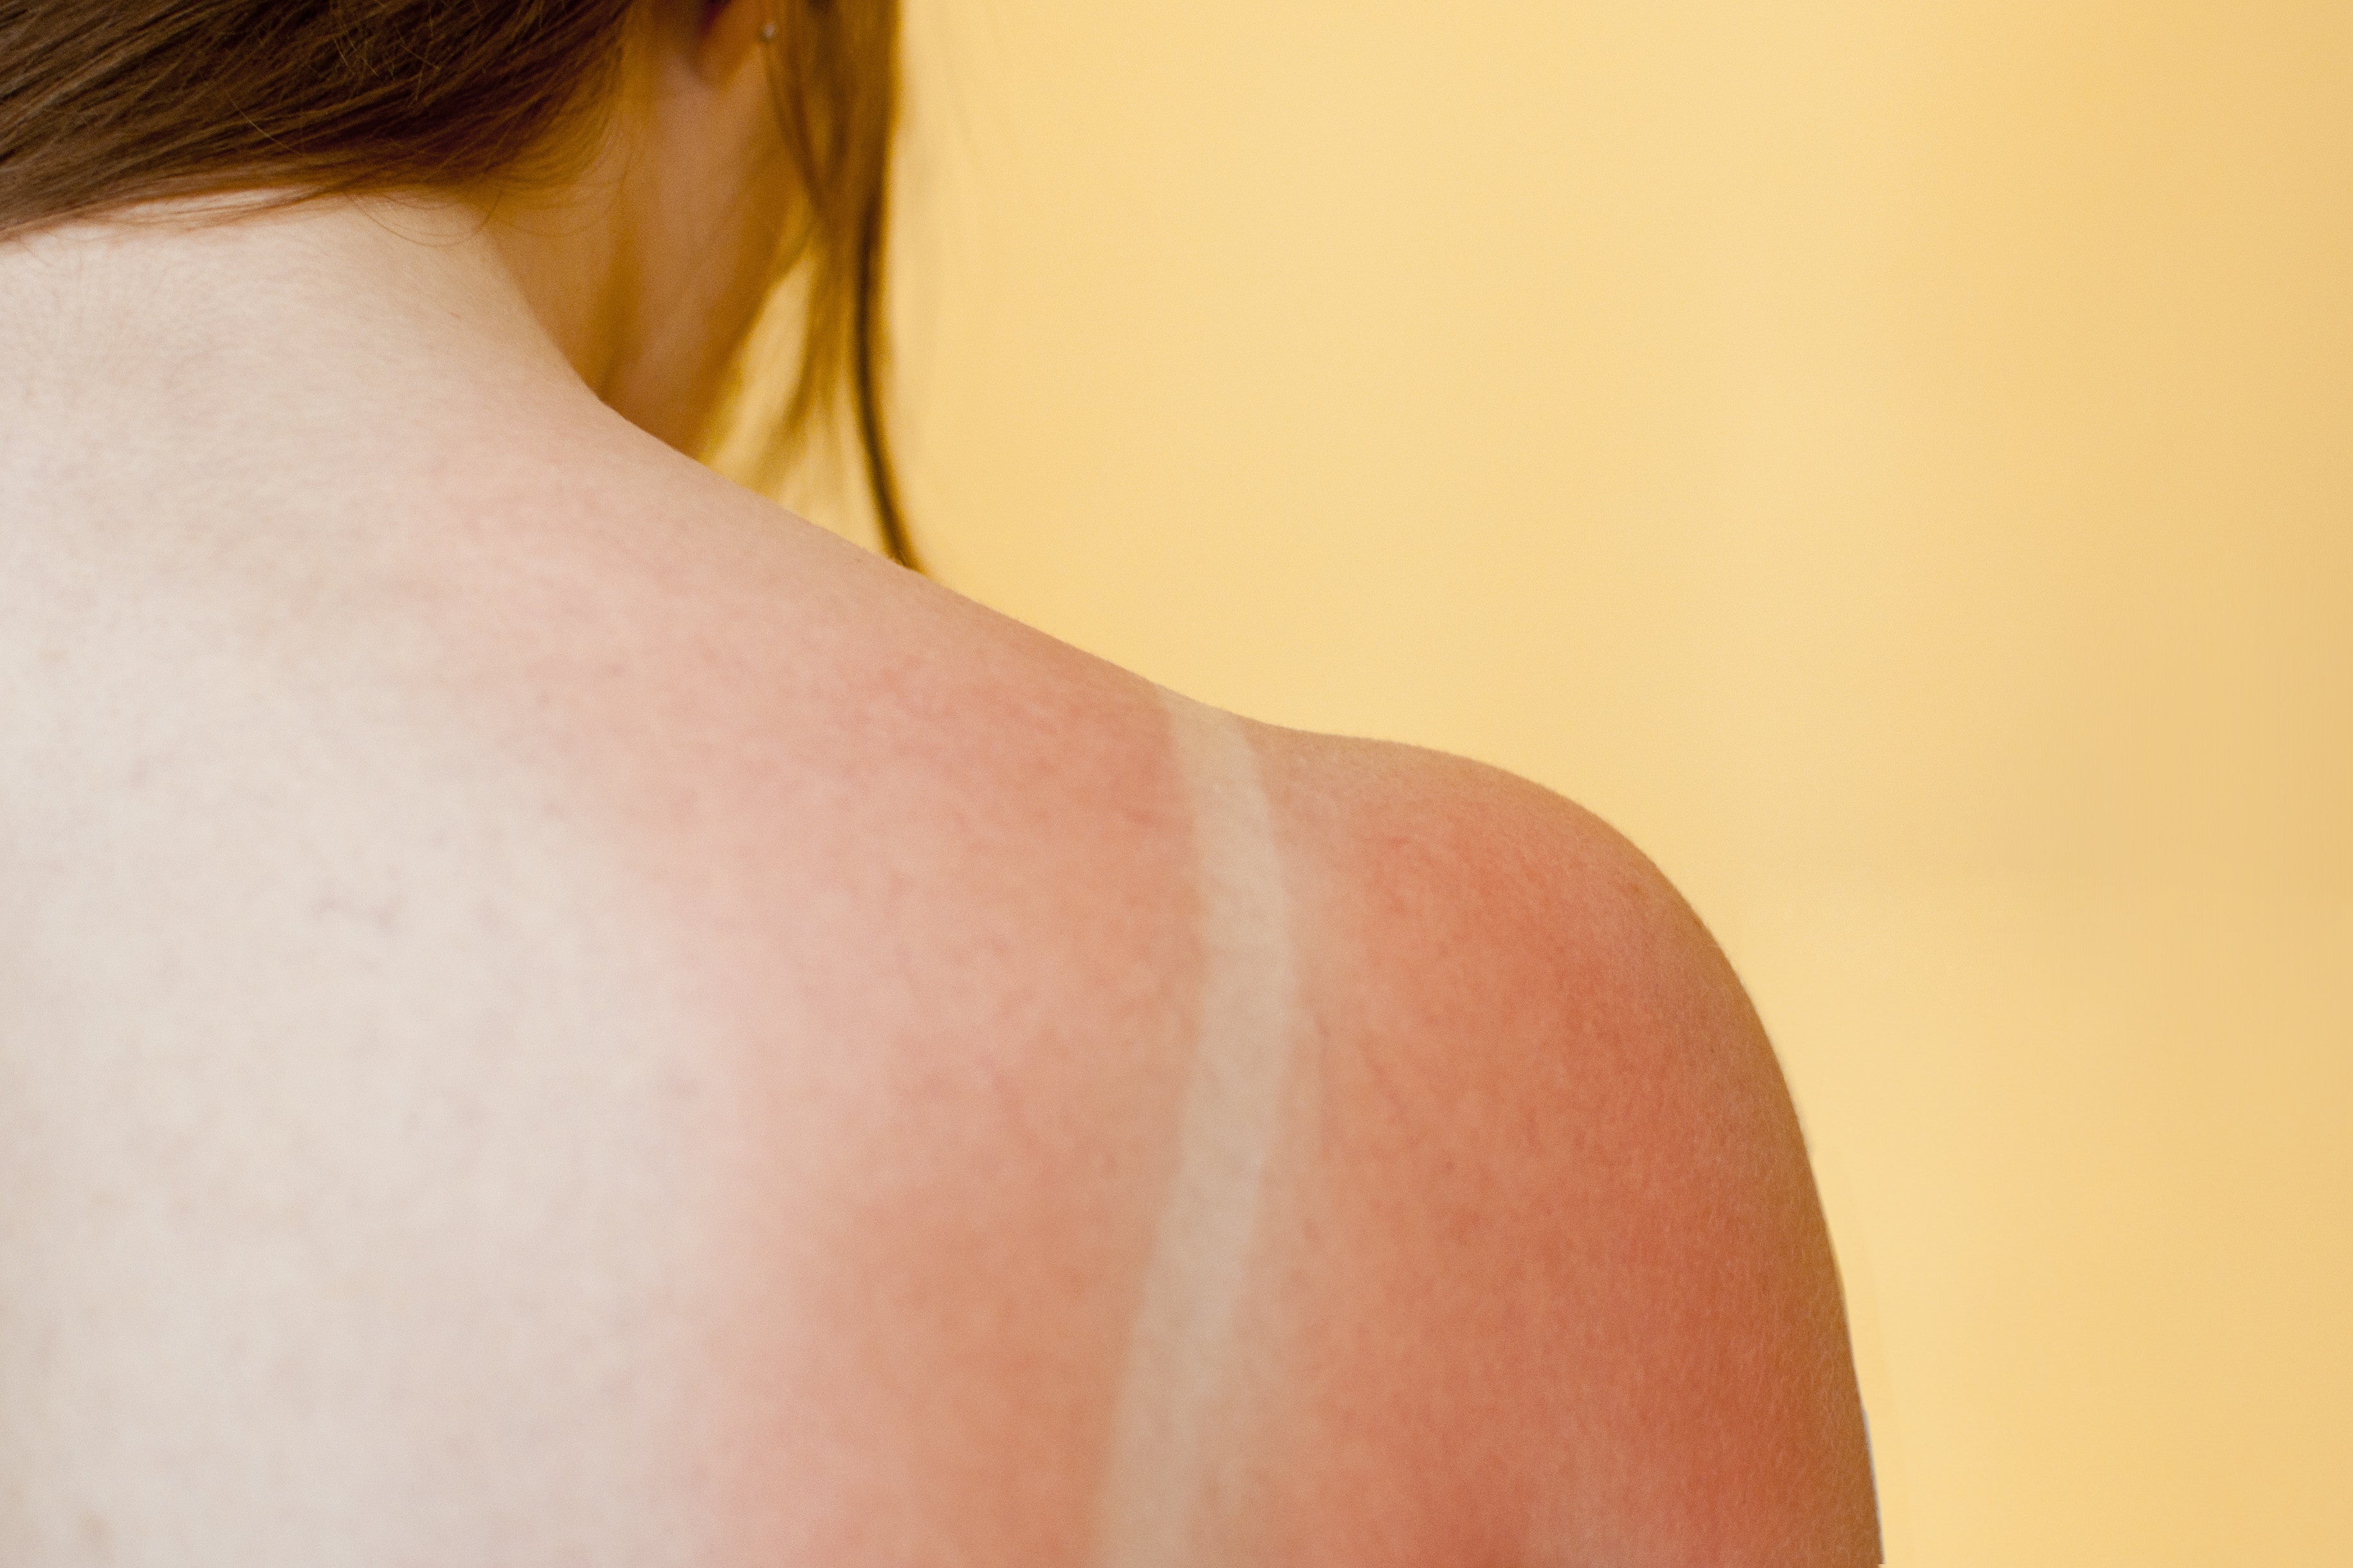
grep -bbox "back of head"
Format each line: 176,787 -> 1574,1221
0,0 -> 919,567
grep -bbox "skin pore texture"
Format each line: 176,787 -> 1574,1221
0,0 -> 1883,1562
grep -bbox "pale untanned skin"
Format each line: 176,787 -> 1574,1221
0,0 -> 1884,1561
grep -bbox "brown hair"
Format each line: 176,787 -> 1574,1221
0,0 -> 920,570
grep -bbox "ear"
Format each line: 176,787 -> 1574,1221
693,0 -> 773,88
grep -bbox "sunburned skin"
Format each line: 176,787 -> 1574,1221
0,433 -> 1880,1562
0,212 -> 1879,1567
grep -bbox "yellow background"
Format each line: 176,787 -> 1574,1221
711,3 -> 2352,1562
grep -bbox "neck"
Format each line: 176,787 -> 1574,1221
0,192 -> 636,469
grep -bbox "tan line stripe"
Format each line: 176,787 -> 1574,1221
1093,690 -> 1301,1568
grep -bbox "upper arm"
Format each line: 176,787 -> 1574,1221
1498,794 -> 1881,1567
1260,733 -> 1883,1565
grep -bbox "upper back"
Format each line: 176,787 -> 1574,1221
0,442 -> 1878,1565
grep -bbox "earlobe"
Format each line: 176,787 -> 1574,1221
693,0 -> 773,88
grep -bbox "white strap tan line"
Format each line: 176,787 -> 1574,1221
1093,690 -> 1302,1568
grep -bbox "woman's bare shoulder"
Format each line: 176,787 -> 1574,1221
620,506 -> 1883,1560
1237,721 -> 1885,1565
569,497 -> 1880,1558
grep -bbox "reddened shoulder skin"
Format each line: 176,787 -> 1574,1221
1251,731 -> 1885,1565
